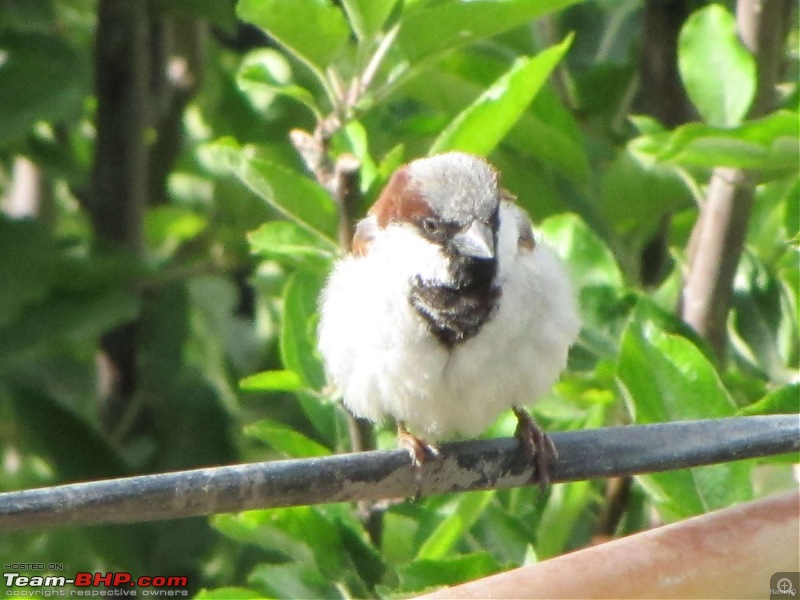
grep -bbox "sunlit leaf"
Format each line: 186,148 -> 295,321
739,384 -> 800,416
632,111 -> 800,176
731,253 -> 798,381
237,49 -> 322,118
199,139 -> 338,244
281,270 -> 327,390
397,0 -> 580,65
245,419 -> 331,457
341,0 -> 399,40
390,552 -> 501,595
430,36 -> 572,156
617,305 -> 752,519
539,213 -> 624,290
536,480 -> 594,559
247,220 -> 336,264
416,491 -> 494,560
144,205 -> 207,259
237,0 -> 349,74
240,369 -> 305,392
678,4 -> 756,127
600,147 -> 691,235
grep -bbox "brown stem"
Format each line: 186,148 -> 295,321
91,0 -> 152,432
681,169 -> 753,361
91,0 -> 151,253
679,0 -> 792,363
636,0 -> 694,128
595,476 -> 632,538
290,118 -> 380,539
635,1 -> 694,288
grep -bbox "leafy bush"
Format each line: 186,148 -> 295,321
0,0 -> 797,597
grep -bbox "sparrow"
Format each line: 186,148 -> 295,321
317,152 -> 580,486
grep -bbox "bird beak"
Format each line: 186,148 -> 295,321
452,220 -> 495,259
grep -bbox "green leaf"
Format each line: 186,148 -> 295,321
281,270 -> 327,390
618,308 -> 737,423
195,588 -> 262,600
739,384 -> 800,416
506,87 -> 590,182
247,220 -> 337,264
629,115 -> 668,136
237,49 -> 322,118
397,0 -> 581,65
538,213 -> 624,290
535,480 -> 594,558
600,147 -> 691,235
430,36 -> 573,156
297,391 -> 342,448
362,143 -> 406,213
0,31 -> 88,142
240,369 -> 305,392
416,491 -> 494,560
632,110 -> 800,175
199,139 -> 339,244
237,0 -> 350,75
335,119 -> 379,193
381,512 -> 419,565
616,306 -> 752,519
0,217 -> 58,327
9,385 -> 127,481
392,552 -> 501,594
215,506 -> 349,581
783,176 -> 800,239
468,503 -> 535,565
341,0 -> 399,40
144,205 -> 207,258
0,289 -> 140,364
245,419 -> 331,457
248,563 -> 339,599
406,60 -> 588,181
678,4 -> 756,127
337,514 -> 388,589
731,253 -> 797,381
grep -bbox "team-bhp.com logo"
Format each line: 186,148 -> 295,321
4,571 -> 188,596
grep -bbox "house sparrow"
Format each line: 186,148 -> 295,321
317,152 -> 580,486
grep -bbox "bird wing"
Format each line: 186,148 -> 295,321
351,214 -> 378,256
502,199 -> 536,252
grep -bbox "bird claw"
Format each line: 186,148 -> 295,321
397,423 -> 441,499
513,406 -> 557,491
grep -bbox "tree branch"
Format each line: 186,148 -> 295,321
680,0 -> 792,363
90,0 -> 151,252
0,415 -> 796,531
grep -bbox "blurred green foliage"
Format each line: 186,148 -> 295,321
0,0 -> 797,597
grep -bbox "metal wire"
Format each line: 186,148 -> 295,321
0,415 -> 797,531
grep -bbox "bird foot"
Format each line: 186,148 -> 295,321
513,406 -> 558,490
397,423 -> 441,499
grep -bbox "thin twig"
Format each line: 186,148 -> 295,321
356,25 -> 401,105
0,415 -> 796,531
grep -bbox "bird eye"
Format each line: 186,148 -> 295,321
422,218 -> 439,235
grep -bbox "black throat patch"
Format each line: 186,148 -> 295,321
409,257 -> 500,348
